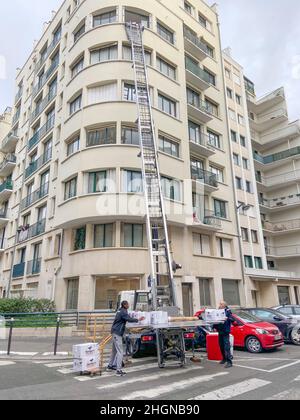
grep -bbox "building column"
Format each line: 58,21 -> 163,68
78,275 -> 95,311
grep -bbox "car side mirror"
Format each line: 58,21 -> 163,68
274,316 -> 282,321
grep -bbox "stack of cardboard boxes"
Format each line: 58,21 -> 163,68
73,343 -> 100,373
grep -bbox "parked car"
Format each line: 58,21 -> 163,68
272,305 -> 300,321
243,308 -> 300,346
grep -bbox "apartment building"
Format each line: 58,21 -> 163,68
223,48 -> 300,308
0,0 -> 246,314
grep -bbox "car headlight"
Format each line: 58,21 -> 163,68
256,328 -> 269,335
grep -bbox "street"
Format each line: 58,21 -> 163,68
0,345 -> 299,400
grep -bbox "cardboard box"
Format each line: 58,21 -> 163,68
128,311 -> 151,326
204,309 -> 226,322
73,355 -> 100,373
73,343 -> 99,359
150,311 -> 169,325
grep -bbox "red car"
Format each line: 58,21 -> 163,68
231,309 -> 284,353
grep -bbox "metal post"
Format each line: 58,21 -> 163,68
54,316 -> 60,356
7,318 -> 14,356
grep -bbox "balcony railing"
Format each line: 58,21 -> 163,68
35,35 -> 61,72
28,116 -> 55,151
193,208 -> 222,228
15,87 -> 23,104
191,167 -> 218,188
183,27 -> 212,57
32,58 -> 59,97
20,183 -> 49,211
12,109 -> 21,126
0,154 -> 16,171
266,245 -> 300,257
27,258 -> 42,276
258,169 -> 300,187
18,219 -> 46,243
1,130 -> 19,151
12,262 -> 25,278
254,146 -> 300,165
0,180 -> 13,194
31,86 -> 57,122
25,148 -> 52,179
185,56 -> 211,85
263,218 -> 300,232
260,194 -> 300,209
187,96 -> 218,118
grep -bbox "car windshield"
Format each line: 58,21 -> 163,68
233,310 -> 261,324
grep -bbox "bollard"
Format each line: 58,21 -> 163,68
7,318 -> 14,356
54,316 -> 60,356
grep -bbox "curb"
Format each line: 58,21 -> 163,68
0,355 -> 73,362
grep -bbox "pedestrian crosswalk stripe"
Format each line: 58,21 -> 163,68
0,351 -> 38,356
122,372 -> 228,400
45,362 -> 73,368
190,378 -> 271,400
97,365 -> 204,391
294,375 -> 300,382
42,352 -> 69,356
0,361 -> 16,366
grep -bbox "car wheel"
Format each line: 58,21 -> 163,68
245,336 -> 263,353
290,327 -> 300,346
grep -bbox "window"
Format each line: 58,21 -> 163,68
188,120 -> 202,143
199,278 -> 212,307
90,44 -> 118,64
278,286 -> 291,305
226,88 -> 233,99
222,280 -> 241,306
242,158 -> 249,170
233,73 -> 241,86
184,1 -> 193,14
158,94 -> 176,117
159,135 -> 179,158
236,94 -> 242,105
241,228 -> 249,242
240,135 -> 246,147
123,45 -> 151,65
225,68 -> 231,79
74,227 -> 86,251
87,83 -> 117,104
233,153 -> 240,166
244,255 -> 254,268
123,170 -> 143,193
70,94 -> 82,115
238,114 -> 245,125
156,57 -> 176,80
214,200 -> 227,219
88,171 -> 108,193
93,10 -> 117,27
205,98 -> 218,117
122,126 -> 139,145
67,136 -> 80,156
207,130 -> 221,149
218,238 -> 232,258
209,165 -> 224,183
231,130 -> 237,143
251,230 -> 258,243
187,87 -> 200,108
203,68 -> 216,86
125,10 -> 149,28
64,177 -> 77,200
254,257 -> 263,269
71,57 -> 84,78
74,23 -> 85,43
235,177 -> 243,190
87,126 -> 116,147
246,181 -> 252,193
229,109 -> 236,121
161,177 -> 181,201
123,83 -> 136,101
157,22 -> 174,44
94,224 -> 114,248
66,279 -> 79,310
124,224 -> 144,247
193,233 -> 210,255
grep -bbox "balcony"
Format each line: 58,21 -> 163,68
260,194 -> 300,211
185,56 -> 210,91
27,258 -> 42,276
193,208 -> 222,231
257,169 -> 300,190
12,109 -> 21,126
20,183 -> 49,211
18,219 -> 46,243
262,218 -> 300,234
35,34 -> 61,73
187,97 -> 216,124
0,180 -> 13,202
12,262 -> 25,279
253,88 -> 285,115
183,27 -> 212,61
15,87 -> 23,104
30,86 -> 57,122
260,121 -> 300,145
1,130 -> 19,153
0,154 -> 16,177
249,108 -> 288,132
0,209 -> 9,228
191,167 -> 218,192
28,116 -> 55,151
253,146 -> 300,169
189,132 -> 216,157
32,58 -> 59,98
25,148 -> 52,180
266,245 -> 300,258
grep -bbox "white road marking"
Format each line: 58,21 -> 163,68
294,375 -> 300,382
97,365 -> 204,391
122,372 -> 228,400
191,378 -> 271,401
0,351 -> 38,356
267,388 -> 300,400
42,352 -> 69,356
268,360 -> 300,373
234,364 -> 269,373
45,362 -> 73,368
233,359 -> 300,374
58,368 -> 75,375
0,361 -> 16,366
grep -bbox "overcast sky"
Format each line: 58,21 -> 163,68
0,0 -> 299,120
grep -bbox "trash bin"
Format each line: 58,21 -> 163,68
0,316 -> 6,340
206,333 -> 234,361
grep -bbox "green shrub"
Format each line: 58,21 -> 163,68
0,298 -> 56,314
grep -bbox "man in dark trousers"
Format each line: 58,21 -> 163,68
215,301 -> 234,368
107,301 -> 145,377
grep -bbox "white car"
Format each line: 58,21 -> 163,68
273,305 -> 300,321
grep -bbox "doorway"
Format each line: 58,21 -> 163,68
182,283 -> 193,317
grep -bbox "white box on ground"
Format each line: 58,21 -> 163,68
204,309 -> 226,322
73,343 -> 99,359
73,355 -> 100,373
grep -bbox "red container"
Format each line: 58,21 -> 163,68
206,333 -> 223,361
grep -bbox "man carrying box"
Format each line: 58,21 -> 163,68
215,301 -> 235,368
107,301 -> 145,377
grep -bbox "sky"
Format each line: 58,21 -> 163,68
0,0 -> 299,120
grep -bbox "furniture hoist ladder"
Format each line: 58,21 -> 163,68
125,23 -> 177,311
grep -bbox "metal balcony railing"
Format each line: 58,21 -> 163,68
254,147 -> 300,165
0,179 -> 13,194
35,35 -> 61,72
263,218 -> 300,232
12,262 -> 25,278
20,183 -> 49,211
190,131 -> 216,149
31,86 -> 57,122
28,116 -> 55,151
18,219 -> 46,243
25,148 -> 52,179
183,27 -> 212,57
185,56 -> 211,84
187,96 -> 218,117
0,154 -> 16,171
26,258 -> 42,276
191,167 -> 218,188
193,208 -> 222,228
266,245 -> 300,257
32,58 -> 59,98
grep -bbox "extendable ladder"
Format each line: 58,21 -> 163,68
125,22 -> 177,310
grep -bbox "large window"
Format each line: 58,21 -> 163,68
125,10 -> 150,28
278,286 -> 291,305
90,45 -> 118,64
121,126 -> 139,145
66,279 -> 79,310
70,95 -> 82,115
157,22 -> 174,44
87,83 -> 117,104
222,280 -> 241,306
199,278 -> 212,307
203,68 -> 216,86
158,94 -> 176,117
159,135 -> 179,158
207,130 -> 221,149
93,10 -> 117,27
123,45 -> 151,65
88,171 -> 108,193
64,177 -> 77,200
67,136 -> 80,156
123,224 -> 144,247
74,24 -> 85,43
217,238 -> 232,259
255,257 -> 263,269
94,224 -> 114,248
214,199 -> 227,219
244,255 -> 254,268
188,120 -> 202,143
123,170 -> 143,193
71,57 -> 84,78
209,165 -> 224,183
123,83 -> 136,101
87,126 -> 116,147
157,57 -> 176,80
161,177 -> 181,201
193,233 -> 210,255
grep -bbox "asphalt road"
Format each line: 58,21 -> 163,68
0,345 -> 299,400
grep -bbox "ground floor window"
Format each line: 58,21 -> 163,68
199,278 -> 212,307
66,278 -> 79,310
94,277 -> 140,310
222,279 -> 241,306
277,286 -> 291,306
